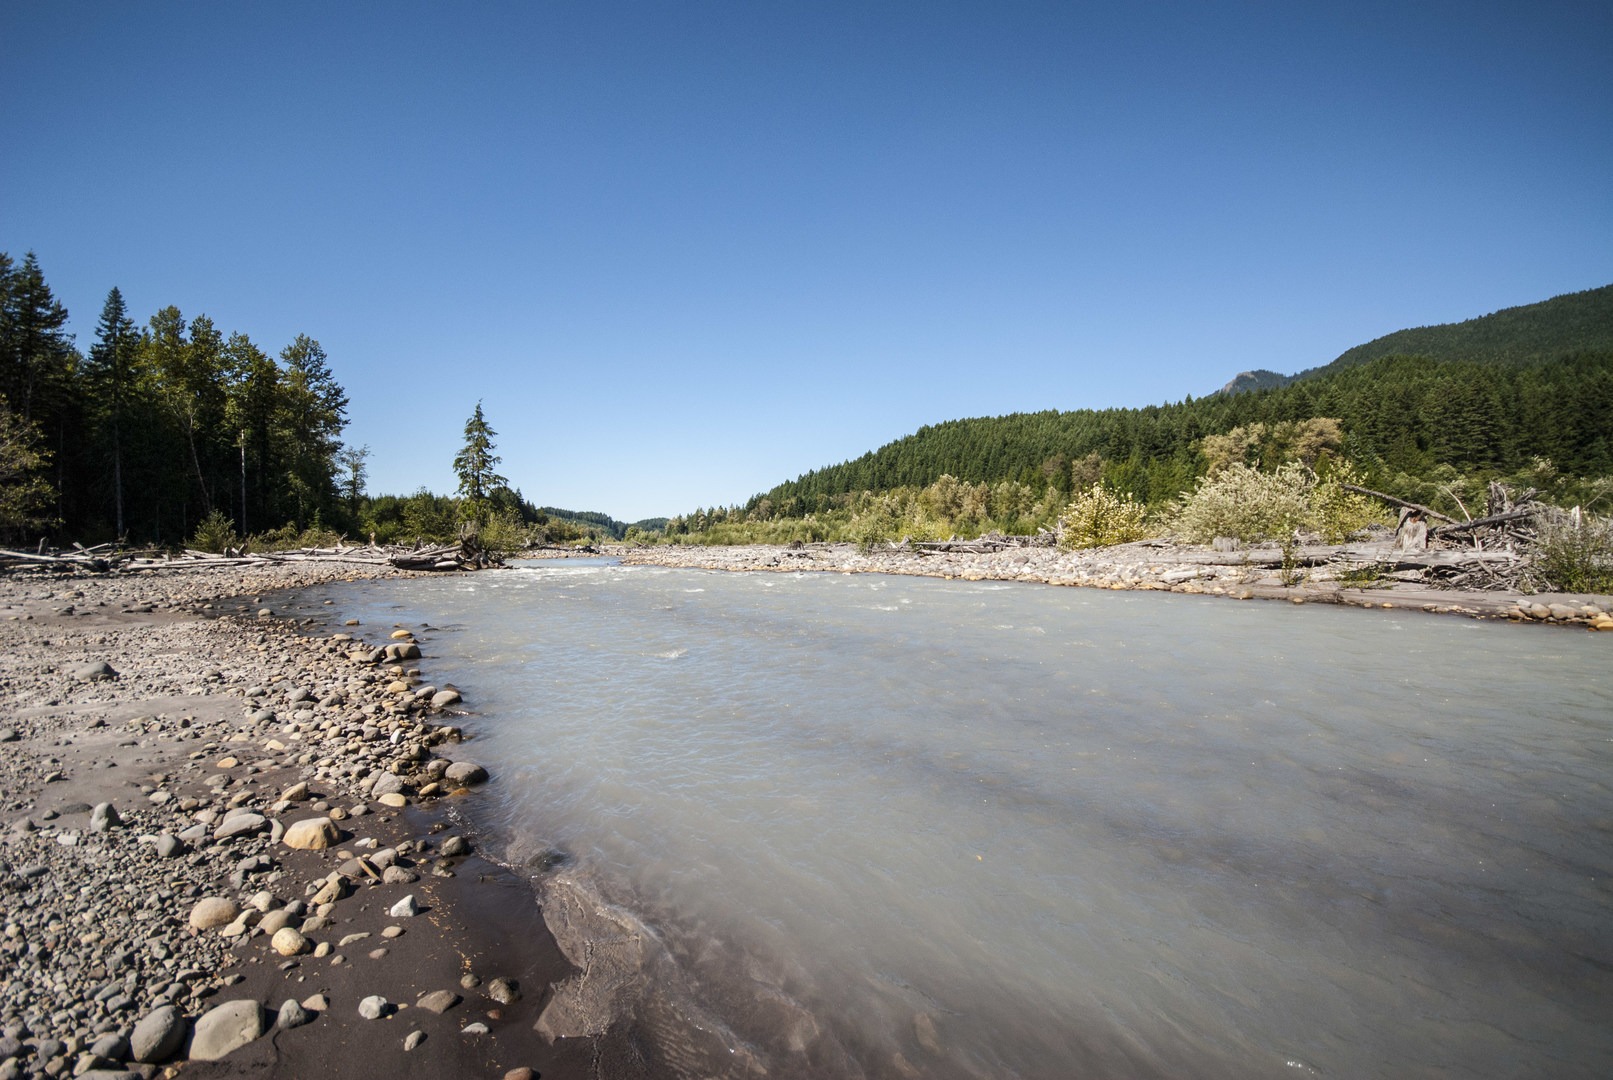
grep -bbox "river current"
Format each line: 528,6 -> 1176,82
310,560 -> 1613,1079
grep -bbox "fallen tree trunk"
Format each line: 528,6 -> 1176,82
1432,507 -> 1540,536
1341,484 -> 1460,525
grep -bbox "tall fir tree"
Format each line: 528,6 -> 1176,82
85,287 -> 139,536
453,401 -> 506,525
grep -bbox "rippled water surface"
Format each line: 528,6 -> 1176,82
316,562 -> 1613,1079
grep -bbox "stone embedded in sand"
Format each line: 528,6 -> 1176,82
214,812 -> 268,840
377,792 -> 407,808
271,927 -> 309,956
70,660 -> 118,681
90,802 -> 121,832
189,897 -> 240,931
258,909 -> 293,935
439,835 -> 469,857
130,1005 -> 187,1063
358,995 -> 390,1020
277,999 -> 310,1029
190,1000 -> 265,1060
416,990 -> 461,1014
404,1029 -> 426,1050
487,977 -> 520,1004
215,756 -> 239,769
281,781 -> 310,802
389,894 -> 420,918
311,875 -> 348,905
282,816 -> 339,851
444,761 -> 489,786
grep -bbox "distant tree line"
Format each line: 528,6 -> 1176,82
1,251 -> 353,543
656,349 -> 1613,545
0,251 -> 607,552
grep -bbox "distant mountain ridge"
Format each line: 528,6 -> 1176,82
1220,283 -> 1613,394
1219,369 -> 1291,394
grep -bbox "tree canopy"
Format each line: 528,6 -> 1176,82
0,250 -> 355,543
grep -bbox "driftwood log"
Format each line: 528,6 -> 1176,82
1,537 -> 504,575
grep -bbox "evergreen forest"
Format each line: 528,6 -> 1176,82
657,284 -> 1613,545
0,250 -> 616,549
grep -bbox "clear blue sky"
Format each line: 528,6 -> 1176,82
4,2 -> 1609,522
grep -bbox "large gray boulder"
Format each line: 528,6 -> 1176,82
213,812 -> 268,840
130,1005 -> 187,1063
444,761 -> 489,786
370,772 -> 406,797
70,661 -> 118,681
189,1000 -> 265,1061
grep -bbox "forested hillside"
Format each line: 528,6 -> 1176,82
749,352 -> 1610,511
660,283 -> 1613,544
1306,283 -> 1613,376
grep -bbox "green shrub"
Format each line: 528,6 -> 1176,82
474,511 -> 531,559
1310,460 -> 1390,542
1529,511 -> 1613,593
190,509 -> 240,553
1171,462 -> 1314,544
1057,484 -> 1151,549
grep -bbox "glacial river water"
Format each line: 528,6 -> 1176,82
314,561 -> 1613,1079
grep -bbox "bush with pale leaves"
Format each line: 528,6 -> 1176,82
1058,485 -> 1151,549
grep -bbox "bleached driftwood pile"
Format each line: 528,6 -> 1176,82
1344,481 -> 1562,590
0,535 -> 501,575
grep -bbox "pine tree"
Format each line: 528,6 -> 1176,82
279,334 -> 348,526
0,252 -> 76,422
453,401 -> 506,525
85,287 -> 138,536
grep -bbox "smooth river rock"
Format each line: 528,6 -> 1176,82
130,1005 -> 187,1063
189,1000 -> 265,1061
282,816 -> 339,851
188,897 -> 240,931
444,761 -> 488,786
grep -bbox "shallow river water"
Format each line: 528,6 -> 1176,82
316,561 -> 1613,1079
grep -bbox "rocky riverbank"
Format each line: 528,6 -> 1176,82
0,562 -> 595,1080
616,541 -> 1613,629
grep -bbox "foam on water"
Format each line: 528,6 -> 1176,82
318,565 -> 1613,1079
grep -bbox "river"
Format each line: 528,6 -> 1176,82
307,560 -> 1613,1079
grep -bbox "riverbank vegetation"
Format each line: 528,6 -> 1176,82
648,287 -> 1613,575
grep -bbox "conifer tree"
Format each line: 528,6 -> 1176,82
86,287 -> 138,536
453,401 -> 506,525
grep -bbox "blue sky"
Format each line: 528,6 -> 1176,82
4,2 -> 1609,522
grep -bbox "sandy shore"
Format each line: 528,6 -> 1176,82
0,561 -> 598,1080
615,541 -> 1613,628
